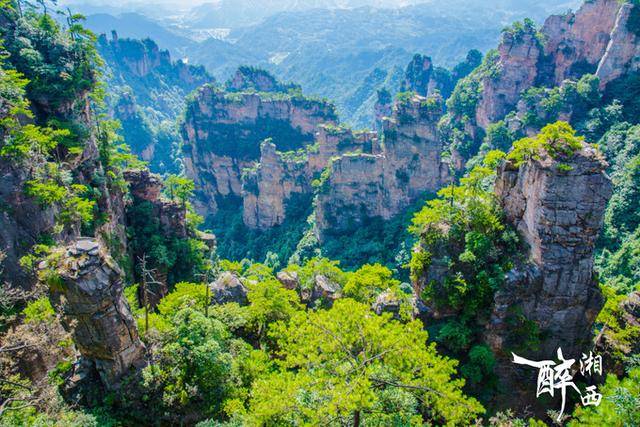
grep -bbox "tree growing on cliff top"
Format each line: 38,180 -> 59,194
163,174 -> 195,207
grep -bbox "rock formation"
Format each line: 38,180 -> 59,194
242,140 -> 310,229
49,239 -> 146,389
124,169 -> 187,239
226,66 -> 300,93
182,84 -> 338,215
242,126 -> 379,229
316,93 -> 449,240
373,88 -> 393,131
467,0 -> 640,154
210,271 -> 248,305
97,32 -> 212,171
486,142 -> 612,410
475,26 -> 542,129
400,54 -> 454,99
124,169 -> 190,305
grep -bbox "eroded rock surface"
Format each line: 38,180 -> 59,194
489,145 -> 611,355
182,85 -> 337,216
486,144 -> 612,412
49,239 -> 146,389
316,93 -> 448,239
210,271 -> 248,305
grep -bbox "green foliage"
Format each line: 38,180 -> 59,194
501,18 -> 542,44
569,368 -> 640,426
22,296 -> 54,323
460,345 -> 496,386
508,121 -> 584,166
243,274 -> 302,344
247,299 -> 484,425
127,200 -> 208,285
483,121 -> 514,152
604,155 -> 640,246
141,307 -> 259,422
285,257 -> 347,291
408,157 -> 519,389
342,263 -> 401,304
595,285 -> 640,367
164,174 -> 195,206
0,3 -> 101,114
209,193 -> 313,266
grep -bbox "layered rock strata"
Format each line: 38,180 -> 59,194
49,239 -> 146,389
182,85 -> 338,215
316,93 -> 449,239
486,143 -> 612,410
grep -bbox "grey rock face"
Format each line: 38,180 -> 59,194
49,239 -> 146,389
489,145 -> 612,357
210,271 -> 248,305
316,93 -> 448,240
276,270 -> 300,290
372,288 -> 415,320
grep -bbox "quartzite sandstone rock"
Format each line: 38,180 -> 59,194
210,271 -> 248,305
49,239 -> 146,389
316,93 -> 448,240
489,145 -> 612,356
485,143 -> 612,413
182,85 -> 337,217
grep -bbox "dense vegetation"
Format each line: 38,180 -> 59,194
1,1 -> 640,427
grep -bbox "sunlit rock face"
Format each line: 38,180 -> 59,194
316,93 -> 449,240
486,143 -> 612,411
182,85 -> 338,217
49,239 -> 146,390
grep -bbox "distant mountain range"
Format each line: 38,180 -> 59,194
81,0 -> 582,127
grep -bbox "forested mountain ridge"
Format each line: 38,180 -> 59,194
80,0 -> 582,128
96,32 -> 213,173
0,0 -> 639,426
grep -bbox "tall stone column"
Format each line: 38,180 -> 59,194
49,238 -> 146,389
487,144 -> 612,411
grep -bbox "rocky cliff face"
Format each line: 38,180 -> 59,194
182,85 -> 338,216
242,125 -> 379,229
100,33 -> 168,78
242,140 -> 309,229
401,54 -> 453,98
475,28 -> 542,129
470,0 -> 640,148
49,239 -> 146,389
124,169 -> 188,304
486,143 -> 612,407
226,66 -> 300,93
97,32 -> 212,173
316,93 -> 448,239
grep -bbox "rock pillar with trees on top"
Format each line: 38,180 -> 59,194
48,238 -> 146,390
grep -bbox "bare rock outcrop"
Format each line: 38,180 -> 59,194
242,125 -> 379,229
124,169 -> 187,239
596,2 -> 640,87
210,271 -> 248,305
182,85 -> 337,216
276,270 -> 300,290
49,239 -> 146,389
485,143 -> 612,412
316,93 -> 448,240
242,140 -> 310,229
488,145 -> 611,356
475,27 -> 542,129
466,0 -> 640,156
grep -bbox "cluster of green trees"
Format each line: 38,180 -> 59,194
104,260 -> 484,425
